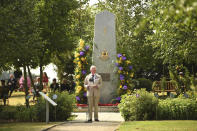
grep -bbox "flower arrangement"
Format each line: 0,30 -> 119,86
74,39 -> 92,104
115,53 -> 134,99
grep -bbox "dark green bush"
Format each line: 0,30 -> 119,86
48,91 -> 76,121
135,78 -> 153,91
118,89 -> 158,121
157,98 -> 197,120
0,106 -> 17,120
0,91 -> 76,122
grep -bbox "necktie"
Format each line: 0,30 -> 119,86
92,75 -> 94,83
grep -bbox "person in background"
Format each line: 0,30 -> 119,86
60,79 -> 70,92
84,65 -> 102,122
43,72 -> 49,93
7,74 -> 17,97
32,77 -> 42,102
50,78 -> 59,92
0,80 -> 9,106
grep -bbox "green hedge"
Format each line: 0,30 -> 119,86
0,91 -> 76,122
157,98 -> 197,120
118,89 -> 197,121
118,89 -> 158,121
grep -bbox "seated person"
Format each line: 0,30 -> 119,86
50,78 -> 59,92
32,77 -> 42,101
0,80 -> 9,106
60,79 -> 70,92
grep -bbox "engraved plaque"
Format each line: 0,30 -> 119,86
99,73 -> 110,81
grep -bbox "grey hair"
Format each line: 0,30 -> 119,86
90,65 -> 96,71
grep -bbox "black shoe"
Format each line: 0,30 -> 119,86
95,119 -> 99,122
87,119 -> 92,123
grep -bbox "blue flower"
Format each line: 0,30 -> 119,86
123,85 -> 127,90
119,67 -> 123,71
80,51 -> 85,56
122,56 -> 126,60
129,66 -> 133,70
76,96 -> 80,101
117,53 -> 122,58
116,97 -> 121,101
83,92 -> 87,97
115,63 -> 119,66
120,74 -> 124,80
82,70 -> 86,75
85,45 -> 89,51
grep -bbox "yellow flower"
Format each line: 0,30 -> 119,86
130,73 -> 134,78
75,68 -> 79,72
118,70 -> 122,74
118,60 -> 121,63
76,86 -> 82,94
75,52 -> 80,57
81,57 -> 86,61
120,85 -> 122,88
79,39 -> 84,47
78,61 -> 81,65
76,81 -> 80,85
126,72 -> 129,75
126,60 -> 131,64
76,75 -> 80,79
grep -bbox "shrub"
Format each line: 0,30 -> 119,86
48,91 -> 76,121
0,91 -> 76,122
157,98 -> 197,120
0,106 -> 17,120
135,78 -> 152,91
118,89 -> 158,121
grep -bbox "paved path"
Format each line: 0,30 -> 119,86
47,112 -> 124,131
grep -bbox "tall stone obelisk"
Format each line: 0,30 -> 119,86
93,10 -> 117,104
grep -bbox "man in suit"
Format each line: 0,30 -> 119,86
84,65 -> 102,122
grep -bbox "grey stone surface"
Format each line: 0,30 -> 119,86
93,10 -> 117,104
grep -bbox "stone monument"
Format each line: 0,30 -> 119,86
93,10 -> 117,104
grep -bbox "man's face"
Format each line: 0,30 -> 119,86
91,67 -> 96,74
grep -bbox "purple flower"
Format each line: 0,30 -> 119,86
115,63 -> 119,67
123,85 -> 127,90
83,92 -> 87,97
76,96 -> 80,101
80,51 -> 85,56
85,45 -> 89,51
122,56 -> 126,60
136,94 -> 140,98
117,53 -> 122,58
120,74 -> 125,80
82,70 -> 86,75
129,66 -> 133,70
119,67 -> 123,71
116,97 -> 121,101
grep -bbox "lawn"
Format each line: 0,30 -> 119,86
119,120 -> 197,131
0,122 -> 61,131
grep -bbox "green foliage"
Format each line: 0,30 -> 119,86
48,91 -> 76,121
0,91 -> 75,122
157,98 -> 197,120
160,77 -> 167,91
135,78 -> 153,92
118,89 -> 158,121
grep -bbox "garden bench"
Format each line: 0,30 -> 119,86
152,81 -> 176,93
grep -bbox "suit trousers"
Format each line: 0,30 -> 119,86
88,95 -> 99,120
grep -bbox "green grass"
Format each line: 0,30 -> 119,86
119,120 -> 197,131
0,122 -> 61,131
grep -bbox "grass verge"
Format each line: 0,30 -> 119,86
118,120 -> 197,131
0,122 -> 62,131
